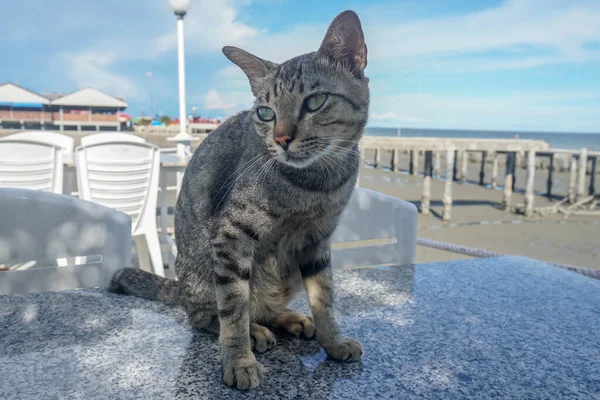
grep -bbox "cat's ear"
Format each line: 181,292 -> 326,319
318,10 -> 368,75
222,46 -> 279,95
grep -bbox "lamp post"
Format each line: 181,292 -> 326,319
167,0 -> 197,157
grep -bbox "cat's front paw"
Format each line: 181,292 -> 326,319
221,355 -> 266,390
324,338 -> 363,362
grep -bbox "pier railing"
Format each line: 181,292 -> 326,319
357,137 -> 599,221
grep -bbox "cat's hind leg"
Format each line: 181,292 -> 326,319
179,278 -> 220,334
250,323 -> 276,353
272,309 -> 316,338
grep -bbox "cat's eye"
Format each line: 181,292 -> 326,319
257,107 -> 275,122
306,94 -> 328,111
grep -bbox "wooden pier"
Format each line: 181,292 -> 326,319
357,137 -> 600,221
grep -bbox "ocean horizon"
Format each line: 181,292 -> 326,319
365,127 -> 600,151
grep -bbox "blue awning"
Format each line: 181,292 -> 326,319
0,102 -> 44,108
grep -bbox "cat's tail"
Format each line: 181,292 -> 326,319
108,267 -> 180,306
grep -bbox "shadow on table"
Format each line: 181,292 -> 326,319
1,263 -> 416,399
173,264 -> 416,399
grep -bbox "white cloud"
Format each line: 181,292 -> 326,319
213,0 -> 600,71
369,91 -> 600,132
371,112 -> 400,121
362,0 -> 600,73
152,0 -> 261,54
63,51 -> 142,100
370,112 -> 425,123
404,116 -> 425,123
202,89 -> 252,113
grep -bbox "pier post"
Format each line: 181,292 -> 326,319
561,154 -> 569,172
461,151 -> 468,183
452,150 -> 458,181
421,151 -> 433,215
434,151 -> 441,178
479,151 -> 487,186
409,150 -> 414,175
412,150 -> 419,176
568,156 -> 578,203
375,148 -> 382,169
589,156 -> 597,196
491,152 -> 499,189
443,149 -> 455,221
577,148 -> 588,201
503,152 -> 515,210
546,154 -> 554,199
360,147 -> 365,168
373,148 -> 379,169
510,152 -> 517,191
524,150 -> 536,218
391,149 -> 398,172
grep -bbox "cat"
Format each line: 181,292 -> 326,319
109,10 -> 369,390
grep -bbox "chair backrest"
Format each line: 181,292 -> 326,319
0,188 -> 132,295
331,188 -> 417,269
0,140 -> 64,193
74,141 -> 160,234
6,130 -> 75,153
81,132 -> 145,146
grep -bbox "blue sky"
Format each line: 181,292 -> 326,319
1,0 -> 599,133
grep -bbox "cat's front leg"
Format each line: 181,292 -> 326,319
213,219 -> 265,390
300,250 -> 363,362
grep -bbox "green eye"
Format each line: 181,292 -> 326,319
306,94 -> 327,111
257,107 -> 275,122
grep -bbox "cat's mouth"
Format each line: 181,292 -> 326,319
279,151 -> 317,168
273,141 -> 343,169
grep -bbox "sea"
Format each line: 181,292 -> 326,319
364,127 -> 600,151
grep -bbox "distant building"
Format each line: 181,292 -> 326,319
0,83 -> 128,131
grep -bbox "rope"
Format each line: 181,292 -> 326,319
416,237 -> 600,281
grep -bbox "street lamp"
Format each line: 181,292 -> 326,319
167,0 -> 197,157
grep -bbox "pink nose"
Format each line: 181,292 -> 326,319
274,120 -> 296,150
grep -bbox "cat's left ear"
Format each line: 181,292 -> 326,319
222,46 -> 279,96
318,10 -> 368,75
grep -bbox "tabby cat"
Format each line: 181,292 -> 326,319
109,10 -> 369,390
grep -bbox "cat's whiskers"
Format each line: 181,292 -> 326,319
248,157 -> 278,196
310,147 -> 342,183
260,158 -> 278,188
322,144 -> 360,174
215,154 -> 269,211
215,154 -> 262,194
322,151 -> 356,177
322,137 -> 379,148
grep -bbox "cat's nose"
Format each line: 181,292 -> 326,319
274,135 -> 293,150
274,121 -> 296,151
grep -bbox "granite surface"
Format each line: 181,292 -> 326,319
1,256 -> 599,399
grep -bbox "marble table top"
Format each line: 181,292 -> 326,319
1,256 -> 599,399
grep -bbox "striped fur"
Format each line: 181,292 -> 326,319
110,10 -> 368,390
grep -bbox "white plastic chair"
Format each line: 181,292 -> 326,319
74,141 -> 165,277
6,130 -> 75,155
0,140 -> 64,194
81,132 -> 145,146
331,188 -> 417,269
0,187 -> 132,295
5,131 -> 77,193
